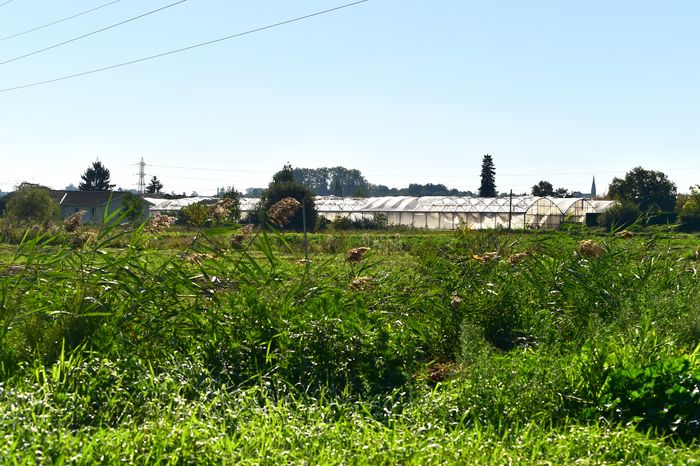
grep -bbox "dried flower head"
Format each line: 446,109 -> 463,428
64,210 -> 85,232
184,253 -> 214,265
507,252 -> 529,265
231,224 -> 256,247
267,197 -> 302,227
346,247 -> 370,264
146,215 -> 177,233
615,230 -> 634,239
350,276 -> 372,291
211,198 -> 238,222
472,252 -> 499,263
576,240 -> 604,258
450,295 -> 463,309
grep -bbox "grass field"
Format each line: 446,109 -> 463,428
1,222 -> 699,464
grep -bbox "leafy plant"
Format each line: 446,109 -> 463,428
599,354 -> 700,441
180,202 -> 210,227
3,183 -> 60,225
598,201 -> 642,230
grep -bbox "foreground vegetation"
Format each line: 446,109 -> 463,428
1,219 -> 699,464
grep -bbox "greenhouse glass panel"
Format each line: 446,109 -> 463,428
385,212 -> 400,225
427,213 -> 441,229
496,213 -> 511,228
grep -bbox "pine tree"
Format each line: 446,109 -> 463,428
79,161 -> 115,191
146,176 -> 163,194
479,154 -> 497,197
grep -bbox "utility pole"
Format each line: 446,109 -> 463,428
508,189 -> 513,230
137,157 -> 146,194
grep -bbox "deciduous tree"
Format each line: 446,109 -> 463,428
608,167 -> 676,212
554,187 -> 572,198
531,181 -> 554,196
4,183 -> 60,225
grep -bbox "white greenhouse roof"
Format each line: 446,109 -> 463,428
144,196 -> 216,212
239,197 -> 260,212
590,200 -> 617,213
312,196 -> 610,215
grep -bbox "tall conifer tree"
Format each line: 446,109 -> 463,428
146,176 -> 163,194
479,154 -> 497,197
79,160 -> 115,191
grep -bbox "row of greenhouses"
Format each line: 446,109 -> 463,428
147,195 -> 615,230
308,196 -> 614,230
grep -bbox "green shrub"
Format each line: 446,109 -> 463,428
330,214 -> 388,231
598,355 -> 700,441
331,216 -> 354,230
675,185 -> 700,231
120,192 -> 146,222
3,183 -> 60,225
0,220 -> 62,244
179,202 -> 210,227
599,202 -> 641,230
678,212 -> 700,232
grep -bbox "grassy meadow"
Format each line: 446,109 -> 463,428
1,220 -> 700,464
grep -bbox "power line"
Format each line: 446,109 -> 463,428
0,0 -> 123,43
0,0 -> 15,8
0,0 -> 369,93
149,164 -> 273,174
0,0 -> 190,67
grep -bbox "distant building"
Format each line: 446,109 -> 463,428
571,176 -> 597,199
48,190 -> 151,223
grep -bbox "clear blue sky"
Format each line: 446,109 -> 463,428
1,0 -> 698,195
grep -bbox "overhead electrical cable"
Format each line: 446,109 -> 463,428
0,0 -> 15,8
0,0 -> 123,43
149,164 -> 273,174
0,0 -> 369,93
0,0 -> 190,67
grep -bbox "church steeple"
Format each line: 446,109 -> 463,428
591,176 -> 597,198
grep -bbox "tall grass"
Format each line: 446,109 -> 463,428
1,223 -> 699,462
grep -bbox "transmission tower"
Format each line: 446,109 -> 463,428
137,157 -> 146,193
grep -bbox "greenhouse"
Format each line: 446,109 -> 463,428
144,196 -> 217,215
307,196 -> 615,230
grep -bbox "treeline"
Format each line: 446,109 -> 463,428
289,166 -> 473,198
